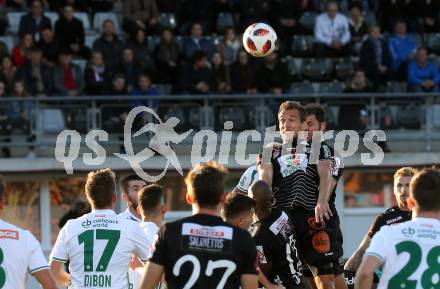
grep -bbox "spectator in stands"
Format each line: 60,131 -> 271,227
126,29 -> 155,74
255,52 -> 289,95
18,0 -> 51,42
176,0 -> 215,35
210,52 -> 230,94
16,46 -> 53,96
37,27 -> 58,66
274,0 -> 304,51
339,70 -> 372,130
182,22 -> 214,61
84,50 -> 109,95
348,3 -> 368,54
314,1 -> 351,57
90,0 -> 114,13
154,28 -> 179,85
6,0 -> 27,10
9,79 -> 38,158
93,20 -> 124,72
130,73 -> 158,109
178,50 -> 211,94
123,0 -> 159,37
418,0 -> 440,33
230,49 -> 256,94
53,48 -> 84,96
12,33 -> 33,67
237,0 -> 271,29
114,48 -> 143,90
215,27 -> 241,66
0,40 -> 8,61
379,0 -> 410,32
108,74 -> 127,95
0,56 -> 16,88
55,5 -> 90,59
49,0 -> 88,12
359,25 -> 390,88
388,20 -> 416,80
407,47 -> 440,92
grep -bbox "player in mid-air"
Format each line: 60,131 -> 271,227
303,103 -> 347,289
49,169 -> 152,289
249,180 -> 303,289
344,167 -> 416,287
259,101 -> 343,289
356,168 -> 440,289
119,174 -> 147,222
0,176 -> 58,289
139,161 -> 259,289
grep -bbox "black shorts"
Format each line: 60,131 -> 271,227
287,207 -> 344,276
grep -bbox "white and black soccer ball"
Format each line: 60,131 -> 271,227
242,23 -> 278,57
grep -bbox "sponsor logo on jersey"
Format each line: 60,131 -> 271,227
312,231 -> 331,254
269,212 -> 291,239
0,229 -> 19,240
386,216 -> 403,225
82,218 -> 119,229
401,227 -> 415,237
256,245 -> 267,264
182,223 -> 233,253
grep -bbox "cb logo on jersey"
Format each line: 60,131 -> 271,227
82,219 -> 92,228
402,227 -> 415,237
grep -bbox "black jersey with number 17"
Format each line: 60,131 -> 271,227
250,208 -> 303,289
150,214 -> 259,289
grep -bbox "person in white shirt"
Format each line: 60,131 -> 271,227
314,1 -> 351,57
0,176 -> 58,289
119,174 -> 147,222
129,184 -> 168,289
49,168 -> 151,289
356,168 -> 440,289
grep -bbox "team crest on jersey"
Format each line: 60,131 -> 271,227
0,229 -> 19,240
312,231 -> 330,254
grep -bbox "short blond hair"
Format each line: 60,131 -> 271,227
85,168 -> 116,209
393,167 -> 417,180
278,101 -> 306,122
185,161 -> 228,208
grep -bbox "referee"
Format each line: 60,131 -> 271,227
258,101 -> 343,289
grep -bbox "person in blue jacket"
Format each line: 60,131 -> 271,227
388,20 -> 416,80
407,47 -> 440,92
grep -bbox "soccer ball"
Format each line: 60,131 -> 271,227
242,23 -> 277,57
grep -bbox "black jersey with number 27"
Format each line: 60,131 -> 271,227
150,214 -> 259,289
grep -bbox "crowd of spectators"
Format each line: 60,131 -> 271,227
0,0 -> 438,150
0,0 -> 438,99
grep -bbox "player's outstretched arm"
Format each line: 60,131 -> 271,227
32,269 -> 59,289
316,159 -> 334,223
355,256 -> 382,289
138,261 -> 164,289
344,234 -> 372,271
258,163 -> 273,187
49,260 -> 71,287
241,274 -> 259,289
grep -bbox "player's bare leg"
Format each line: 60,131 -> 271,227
314,274 -> 336,289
